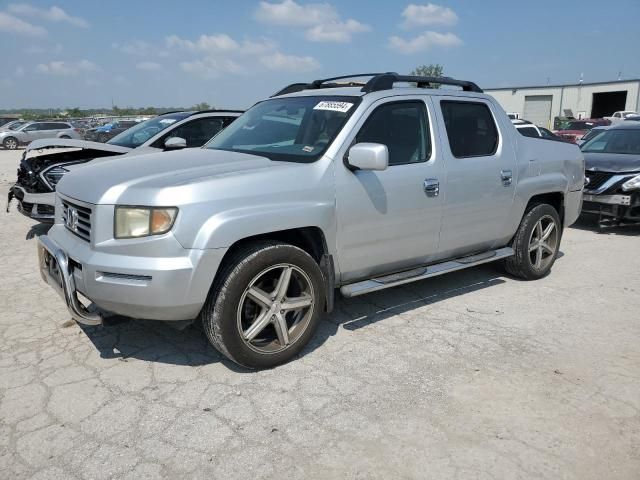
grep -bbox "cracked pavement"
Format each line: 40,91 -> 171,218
1,149 -> 639,479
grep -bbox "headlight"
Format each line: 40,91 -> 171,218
622,174 -> 640,192
114,206 -> 178,239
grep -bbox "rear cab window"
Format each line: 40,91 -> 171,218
440,100 -> 499,158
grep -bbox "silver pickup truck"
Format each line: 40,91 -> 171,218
37,73 -> 584,368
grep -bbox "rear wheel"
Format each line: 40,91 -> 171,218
201,241 -> 325,368
504,204 -> 561,280
97,133 -> 108,143
3,137 -> 18,150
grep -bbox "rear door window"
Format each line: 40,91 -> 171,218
153,117 -> 228,148
441,101 -> 499,158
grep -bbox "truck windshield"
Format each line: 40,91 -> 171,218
108,112 -> 191,148
582,129 -> 640,155
206,96 -> 360,162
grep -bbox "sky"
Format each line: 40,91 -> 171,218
1,0 -> 639,110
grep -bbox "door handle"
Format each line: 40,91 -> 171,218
423,178 -> 439,197
500,169 -> 513,187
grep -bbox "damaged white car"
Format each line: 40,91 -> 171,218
8,110 -> 241,222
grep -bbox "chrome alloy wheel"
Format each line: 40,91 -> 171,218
4,138 -> 18,150
237,264 -> 315,354
528,214 -> 558,271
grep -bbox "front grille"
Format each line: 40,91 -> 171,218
42,166 -> 68,188
585,170 -> 615,191
62,199 -> 92,241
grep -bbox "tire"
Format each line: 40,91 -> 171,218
202,241 -> 325,369
3,137 -> 18,150
97,133 -> 107,143
59,135 -> 71,139
504,203 -> 562,280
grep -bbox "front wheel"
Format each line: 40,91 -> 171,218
201,241 -> 325,368
3,137 -> 18,150
504,204 -> 562,280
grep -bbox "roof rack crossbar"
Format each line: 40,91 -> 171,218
362,74 -> 483,93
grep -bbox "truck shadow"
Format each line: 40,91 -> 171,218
78,264 -> 507,370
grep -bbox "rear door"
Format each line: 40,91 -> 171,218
435,97 -> 517,259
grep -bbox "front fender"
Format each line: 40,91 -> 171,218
176,201 -> 336,251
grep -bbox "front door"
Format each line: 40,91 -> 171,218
335,98 -> 444,282
435,97 -> 517,258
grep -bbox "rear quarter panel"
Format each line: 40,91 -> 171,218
507,135 -> 584,233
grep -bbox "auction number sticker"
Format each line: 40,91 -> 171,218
313,101 -> 354,113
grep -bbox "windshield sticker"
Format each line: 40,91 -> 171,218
159,119 -> 178,125
302,146 -> 314,153
313,101 -> 354,113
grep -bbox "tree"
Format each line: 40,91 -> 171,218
410,64 -> 444,88
192,102 -> 212,111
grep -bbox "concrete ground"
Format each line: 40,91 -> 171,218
0,148 -> 639,480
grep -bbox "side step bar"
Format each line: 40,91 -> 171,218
340,247 -> 514,298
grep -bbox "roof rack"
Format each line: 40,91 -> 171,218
271,73 -> 397,97
272,72 -> 482,97
362,74 -> 483,93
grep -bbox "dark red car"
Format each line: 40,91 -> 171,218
554,119 -> 611,143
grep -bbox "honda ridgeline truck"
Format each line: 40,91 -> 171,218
37,73 -> 584,368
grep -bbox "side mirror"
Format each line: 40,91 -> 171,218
347,143 -> 388,171
164,136 -> 187,150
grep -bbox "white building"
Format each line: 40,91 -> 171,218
486,79 -> 640,128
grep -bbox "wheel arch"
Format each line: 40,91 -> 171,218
525,191 -> 565,225
209,226 -> 335,313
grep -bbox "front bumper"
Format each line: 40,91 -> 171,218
39,226 -> 227,324
582,191 -> 640,223
38,235 -> 102,325
8,184 -> 55,222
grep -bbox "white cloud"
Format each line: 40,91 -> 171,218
8,3 -> 89,28
36,59 -> 99,76
180,58 -> 245,79
401,3 -> 458,29
389,31 -> 462,54
255,0 -> 336,26
136,61 -> 162,71
24,43 -> 63,55
306,19 -> 370,43
0,12 -> 46,36
113,40 -> 153,56
260,52 -> 320,72
166,34 -> 275,56
255,0 -> 369,43
167,32 -> 320,77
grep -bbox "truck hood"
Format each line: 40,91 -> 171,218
57,148 -> 300,205
26,138 -> 132,154
584,152 -> 640,173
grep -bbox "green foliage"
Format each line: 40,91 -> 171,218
410,64 -> 444,88
191,102 -> 212,111
0,101 -> 214,119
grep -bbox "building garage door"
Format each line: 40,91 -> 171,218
523,95 -> 553,127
